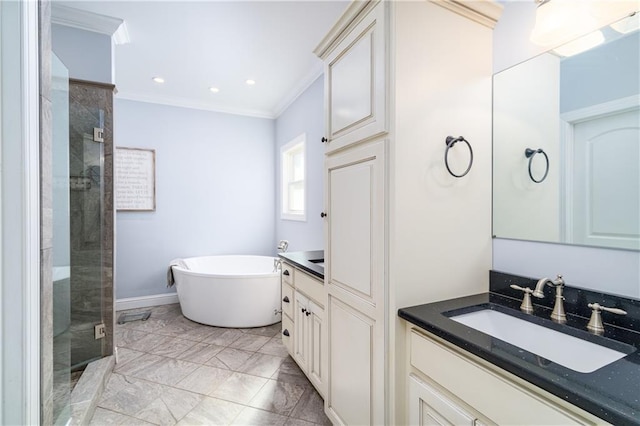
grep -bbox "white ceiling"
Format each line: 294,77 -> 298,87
55,1 -> 350,118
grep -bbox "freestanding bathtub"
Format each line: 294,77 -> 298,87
172,255 -> 282,328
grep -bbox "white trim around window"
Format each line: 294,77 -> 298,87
280,133 -> 307,221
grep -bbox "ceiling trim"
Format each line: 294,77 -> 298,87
273,61 -> 324,119
52,4 -> 131,44
429,0 -> 504,29
115,91 -> 277,120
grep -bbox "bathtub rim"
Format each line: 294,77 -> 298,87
172,254 -> 280,279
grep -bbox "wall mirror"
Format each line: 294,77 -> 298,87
493,13 -> 640,251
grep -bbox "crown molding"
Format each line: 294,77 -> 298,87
314,0 -> 376,59
273,61 -> 324,119
429,0 -> 504,29
52,4 -> 130,44
115,91 -> 277,119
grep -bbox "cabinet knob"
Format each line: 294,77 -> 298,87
305,311 -> 311,317
321,137 -> 328,143
320,212 -> 327,218
301,308 -> 307,313
283,270 -> 290,276
283,329 -> 290,337
282,296 -> 290,303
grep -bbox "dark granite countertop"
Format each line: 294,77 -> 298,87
278,250 -> 324,280
399,273 -> 640,425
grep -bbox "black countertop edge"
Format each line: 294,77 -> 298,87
399,292 -> 640,426
278,250 -> 324,280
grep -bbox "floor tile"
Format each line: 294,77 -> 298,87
177,342 -> 224,364
176,396 -> 244,425
175,364 -> 233,395
201,328 -> 244,346
206,347 -> 255,371
134,385 -> 204,426
289,387 -> 331,425
249,379 -> 306,416
116,354 -> 199,386
229,333 -> 271,352
259,336 -> 291,358
89,407 -> 155,425
210,372 -> 269,404
98,376 -> 163,416
148,336 -> 197,358
241,322 -> 282,338
231,406 -> 288,425
114,347 -> 145,369
121,332 -> 175,352
284,418 -> 317,426
239,353 -> 286,378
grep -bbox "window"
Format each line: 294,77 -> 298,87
281,134 -> 306,221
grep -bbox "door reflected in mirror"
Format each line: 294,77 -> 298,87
493,13 -> 640,251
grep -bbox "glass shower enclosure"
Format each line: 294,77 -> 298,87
51,53 -> 114,424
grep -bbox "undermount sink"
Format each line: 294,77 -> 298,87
450,309 -> 629,373
309,259 -> 325,268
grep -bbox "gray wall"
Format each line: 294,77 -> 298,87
274,76 -> 325,252
52,24 -> 112,84
114,99 -> 276,299
492,1 -> 640,298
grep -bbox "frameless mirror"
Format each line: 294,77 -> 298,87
493,13 -> 640,251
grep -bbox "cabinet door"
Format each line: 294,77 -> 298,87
293,291 -> 309,372
325,140 -> 386,425
308,300 -> 324,394
324,2 -> 387,153
409,375 -> 479,426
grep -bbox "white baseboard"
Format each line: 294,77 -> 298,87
116,293 -> 179,311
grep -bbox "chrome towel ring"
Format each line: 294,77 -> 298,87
525,148 -> 549,183
444,136 -> 473,178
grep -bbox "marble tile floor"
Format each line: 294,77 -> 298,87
90,304 -> 331,425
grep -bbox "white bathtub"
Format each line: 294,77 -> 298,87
172,255 -> 282,328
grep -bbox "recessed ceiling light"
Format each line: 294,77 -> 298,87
245,79 -> 256,86
209,87 -> 220,93
152,77 -> 165,84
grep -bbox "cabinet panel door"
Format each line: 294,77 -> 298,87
324,2 -> 387,153
409,375 -> 478,426
326,140 -> 385,312
327,296 -> 374,426
294,292 -> 309,371
308,300 -> 324,393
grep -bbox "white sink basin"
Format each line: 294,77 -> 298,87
450,309 -> 628,373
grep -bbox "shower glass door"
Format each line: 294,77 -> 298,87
68,82 -> 105,369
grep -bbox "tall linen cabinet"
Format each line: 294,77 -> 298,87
314,1 -> 502,424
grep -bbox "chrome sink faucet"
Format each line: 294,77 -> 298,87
532,274 -> 566,324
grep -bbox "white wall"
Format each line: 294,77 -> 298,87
492,1 -> 640,298
274,76 -> 324,252
115,99 -> 276,299
52,24 -> 112,84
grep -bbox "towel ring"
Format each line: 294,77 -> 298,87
444,136 -> 473,178
525,148 -> 549,183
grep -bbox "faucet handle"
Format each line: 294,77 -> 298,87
510,285 -> 534,314
587,302 -> 627,335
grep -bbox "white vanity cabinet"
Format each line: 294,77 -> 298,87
281,262 -> 326,397
407,327 -> 608,426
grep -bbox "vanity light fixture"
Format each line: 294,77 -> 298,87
209,87 -> 220,93
611,12 -> 640,34
245,79 -> 256,86
530,0 -> 598,46
152,76 -> 165,84
553,30 -> 605,56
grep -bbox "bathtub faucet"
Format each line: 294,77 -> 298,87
277,240 -> 289,253
273,258 -> 282,273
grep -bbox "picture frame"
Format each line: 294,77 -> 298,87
115,147 -> 156,211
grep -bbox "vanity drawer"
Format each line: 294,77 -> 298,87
282,262 -> 294,286
295,269 -> 324,308
282,314 -> 294,355
410,329 -> 600,425
282,283 -> 294,319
